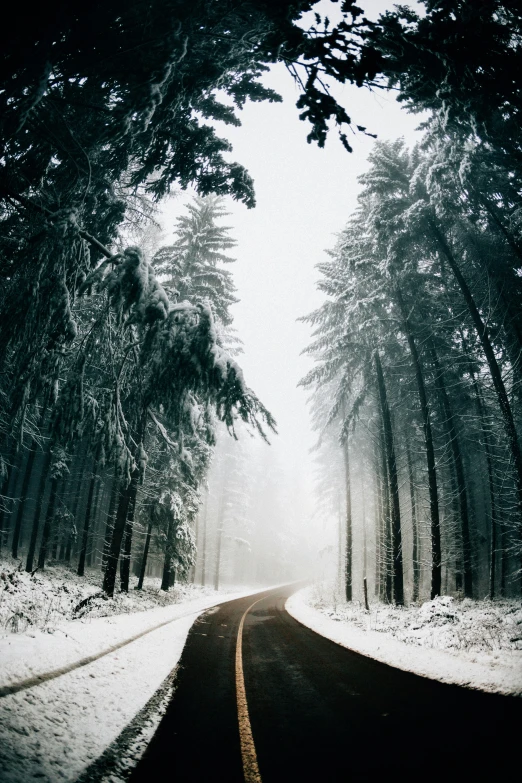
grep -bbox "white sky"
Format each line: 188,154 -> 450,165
161,1 -> 425,539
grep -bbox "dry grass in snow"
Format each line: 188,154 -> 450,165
0,556 -> 218,636
310,582 -> 522,657
286,584 -> 522,696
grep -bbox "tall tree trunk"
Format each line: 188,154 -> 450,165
137,515 -> 153,590
119,502 -> 136,592
102,477 -> 119,572
25,448 -> 52,572
428,341 -> 473,597
362,482 -> 369,610
161,518 -> 174,591
373,431 -> 385,599
77,451 -> 100,577
103,473 -> 137,597
374,352 -> 404,605
486,438 -> 499,600
214,487 -> 226,591
473,386 -> 499,599
119,475 -> 140,592
446,451 -> 463,593
396,290 -> 441,599
201,489 -> 208,586
10,408 -> 48,558
500,524 -> 507,597
86,473 -> 104,567
429,219 -> 522,524
460,329 -> 502,599
406,442 -> 420,602
342,435 -> 353,602
61,445 -> 89,562
337,489 -> 343,592
0,438 -> 18,550
11,442 -> 38,559
378,422 -> 392,602
37,476 -> 60,569
103,408 -> 147,597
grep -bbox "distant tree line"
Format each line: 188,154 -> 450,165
194,426 -> 301,591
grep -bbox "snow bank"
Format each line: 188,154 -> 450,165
0,582 -> 266,783
286,586 -> 522,697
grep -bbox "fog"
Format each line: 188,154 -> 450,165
159,0 -> 426,588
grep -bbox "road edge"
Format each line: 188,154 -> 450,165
285,587 -> 522,698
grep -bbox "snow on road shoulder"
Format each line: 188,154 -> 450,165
0,584 -> 267,783
286,586 -> 522,697
0,585 -> 250,691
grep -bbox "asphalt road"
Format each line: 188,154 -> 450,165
129,584 -> 521,782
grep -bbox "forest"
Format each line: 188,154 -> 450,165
302,131 -> 522,604
0,0 -> 521,606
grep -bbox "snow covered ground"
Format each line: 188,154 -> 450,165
286,584 -> 522,697
0,559 -> 269,782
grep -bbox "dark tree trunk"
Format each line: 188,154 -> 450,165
10,408 -> 49,558
50,519 -> 60,561
396,291 -> 441,600
161,518 -> 174,591
77,452 -> 100,577
460,330 -> 502,598
338,491 -> 343,590
119,477 -> 139,593
25,448 -> 52,572
214,524 -> 223,591
429,342 -> 473,597
378,422 -> 392,603
373,431 -> 385,599
11,442 -> 38,559
406,442 -> 420,602
86,472 -> 103,568
362,484 -> 369,609
61,446 -> 89,562
103,471 -> 138,597
374,352 -> 404,605
486,437 -> 498,600
102,477 -> 119,573
102,396 -> 148,599
429,219 -> 522,525
137,516 -> 153,590
37,476 -> 60,569
474,388 -> 499,599
342,436 -> 353,602
446,451 -> 463,593
500,524 -> 507,597
214,485 -> 226,591
0,438 -> 18,550
201,489 -> 208,586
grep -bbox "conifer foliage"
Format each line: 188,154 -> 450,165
303,130 -> 522,604
1,1 -> 521,597
0,197 -> 274,595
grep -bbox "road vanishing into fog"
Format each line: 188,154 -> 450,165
130,584 -> 521,783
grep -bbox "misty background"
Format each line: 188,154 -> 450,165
155,0 -> 425,586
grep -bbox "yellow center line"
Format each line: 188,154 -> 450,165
236,596 -> 266,783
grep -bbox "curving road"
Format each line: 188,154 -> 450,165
129,584 -> 521,782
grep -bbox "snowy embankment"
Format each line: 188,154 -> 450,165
286,585 -> 522,697
0,561 -> 266,783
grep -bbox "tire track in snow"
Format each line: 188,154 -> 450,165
0,607 -> 203,698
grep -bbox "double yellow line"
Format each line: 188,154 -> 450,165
235,596 -> 266,783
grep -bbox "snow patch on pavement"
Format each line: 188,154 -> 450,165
286,585 -> 522,697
